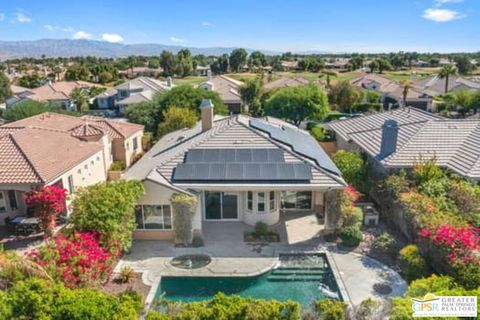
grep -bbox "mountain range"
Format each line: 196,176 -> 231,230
0,39 -> 284,59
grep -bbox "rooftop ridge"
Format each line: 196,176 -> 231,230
9,133 -> 45,183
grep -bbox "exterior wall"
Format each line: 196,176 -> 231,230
241,191 -> 281,226
335,135 -> 360,152
226,103 -> 242,114
123,132 -> 144,167
0,184 -> 35,224
112,138 -> 127,164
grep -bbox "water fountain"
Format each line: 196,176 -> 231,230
170,254 -> 211,270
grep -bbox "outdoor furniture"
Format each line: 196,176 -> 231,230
13,216 -> 40,236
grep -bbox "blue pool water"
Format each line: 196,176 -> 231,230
156,253 -> 341,307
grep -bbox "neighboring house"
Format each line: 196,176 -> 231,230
198,74 -> 244,114
280,60 -> 300,71
196,66 -> 210,76
118,67 -> 163,79
413,75 -> 480,97
264,77 -> 310,90
7,81 -> 100,111
95,76 -> 174,114
124,99 -> 346,241
351,73 -> 433,111
324,58 -> 350,69
327,107 -> 480,181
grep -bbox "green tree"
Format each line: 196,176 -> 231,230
157,106 -> 198,137
375,57 -> 392,73
239,78 -> 264,116
160,50 -> 176,77
210,54 -> 229,75
454,55 -> 476,75
333,150 -> 365,190
328,80 -> 362,113
264,84 -> 329,126
439,65 -> 457,93
71,180 -> 145,251
453,89 -> 472,113
175,49 -> 193,77
70,87 -> 90,112
248,51 -> 267,70
400,80 -> 413,107
98,71 -> 113,84
125,101 -> 157,133
229,48 -> 248,72
0,72 -> 12,104
65,64 -> 90,81
368,60 -> 379,73
3,100 -> 51,121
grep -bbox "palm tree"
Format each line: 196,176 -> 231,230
0,250 -> 52,288
70,87 -> 90,112
400,80 -> 413,108
439,65 -> 458,94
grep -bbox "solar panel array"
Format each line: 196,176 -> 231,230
173,163 -> 312,182
185,148 -> 285,163
249,119 -> 341,175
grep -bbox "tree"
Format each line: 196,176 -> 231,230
71,180 -> 145,251
170,193 -> 198,245
0,72 -> 12,104
124,101 -> 157,133
264,84 -> 330,126
439,65 -> 457,93
98,71 -> 113,84
239,78 -> 264,116
157,106 -> 198,137
332,150 -> 365,190
375,58 -> 392,73
454,55 -> 475,75
175,49 -> 193,77
298,57 -> 324,72
328,80 -> 362,113
3,100 -> 51,121
24,185 -> 67,236
368,60 -> 379,73
65,64 -> 90,81
453,90 -> 472,113
229,48 -> 248,72
70,87 -> 90,112
159,50 -> 176,77
400,80 -> 413,107
210,54 -> 229,74
248,51 -> 267,70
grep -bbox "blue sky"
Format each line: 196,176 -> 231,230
0,0 -> 478,52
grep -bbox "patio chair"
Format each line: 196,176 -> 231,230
4,217 -> 14,234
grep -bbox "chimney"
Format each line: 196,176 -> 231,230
166,76 -> 172,87
207,69 -> 212,80
379,120 -> 399,158
200,99 -> 214,132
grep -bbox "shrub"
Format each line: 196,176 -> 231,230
117,266 -> 135,284
398,244 -> 429,282
332,151 -> 365,191
314,299 -> 346,320
310,125 -> 331,142
170,193 -> 198,245
254,222 -> 269,237
28,231 -> 116,288
447,180 -> 480,226
383,170 -> 410,196
354,298 -> 384,320
71,180 -> 145,251
109,161 -> 126,171
413,158 -> 444,186
339,225 -> 363,247
372,232 -> 398,259
342,206 -> 363,228
157,106 -> 198,137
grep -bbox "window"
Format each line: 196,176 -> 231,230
67,175 -> 74,194
247,191 -> 253,211
8,191 -> 17,210
257,192 -> 265,213
84,164 -> 88,170
281,191 -> 312,210
269,191 -> 275,211
135,205 -> 172,230
133,137 -> 138,151
0,192 -> 6,212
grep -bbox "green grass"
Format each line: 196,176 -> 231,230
173,76 -> 206,86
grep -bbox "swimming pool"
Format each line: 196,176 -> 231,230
155,253 -> 342,307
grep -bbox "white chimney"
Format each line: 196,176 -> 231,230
200,99 -> 214,132
166,76 -> 172,87
207,69 -> 212,80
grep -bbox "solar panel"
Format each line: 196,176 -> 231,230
173,163 -> 312,182
250,119 -> 341,175
184,149 -> 285,163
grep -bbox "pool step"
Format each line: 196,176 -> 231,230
271,270 -> 325,276
274,267 -> 325,271
267,275 -> 324,282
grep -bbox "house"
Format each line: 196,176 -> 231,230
351,73 -> 433,111
196,66 -> 211,76
124,99 -> 346,240
413,75 -> 480,96
264,77 -> 310,90
118,67 -> 163,79
198,74 -> 244,114
7,81 -> 99,111
0,112 -> 143,223
280,60 -> 300,71
94,76 -> 174,114
326,107 -> 480,181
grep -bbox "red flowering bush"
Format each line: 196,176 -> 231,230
419,224 -> 480,289
28,231 -> 118,288
24,185 -> 67,235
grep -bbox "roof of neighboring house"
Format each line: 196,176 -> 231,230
10,84 -> 31,95
413,75 -> 480,96
264,77 -> 310,90
95,76 -> 173,101
327,108 -> 480,180
116,90 -> 154,105
4,112 -> 144,140
25,81 -> 99,102
0,126 -> 103,184
281,61 -> 299,68
199,75 -> 243,104
124,115 -> 346,191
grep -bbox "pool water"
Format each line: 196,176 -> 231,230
156,254 -> 341,307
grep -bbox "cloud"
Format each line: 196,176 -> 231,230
44,24 -> 74,32
15,12 -> 31,23
201,21 -> 215,28
434,0 -> 463,7
0,13 -> 5,21
101,33 -> 124,43
170,36 -> 185,43
72,31 -> 93,40
422,8 -> 465,22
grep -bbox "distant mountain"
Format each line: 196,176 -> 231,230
0,39 -> 279,59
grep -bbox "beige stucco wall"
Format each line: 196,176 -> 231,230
0,185 -> 34,224
124,132 -> 144,167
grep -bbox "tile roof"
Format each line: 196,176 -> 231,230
26,81 -> 99,102
264,77 -> 310,90
96,76 -> 173,100
413,75 -> 480,96
199,75 -> 243,103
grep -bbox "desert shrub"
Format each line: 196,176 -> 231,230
383,170 -> 410,196
170,193 -> 198,245
342,206 -> 363,227
325,186 -> 360,230
339,225 -> 363,247
372,232 -> 398,259
447,180 -> 480,226
398,244 -> 429,282
332,151 -> 365,191
413,158 -> 445,186
71,180 -> 145,251
314,299 -> 346,320
109,161 -> 126,171
254,222 -> 269,237
117,266 -> 135,284
310,124 -> 331,142
353,298 -> 385,320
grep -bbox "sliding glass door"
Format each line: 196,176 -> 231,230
204,192 -> 238,220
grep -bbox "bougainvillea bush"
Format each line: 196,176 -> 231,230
419,225 -> 480,289
24,185 -> 67,235
28,231 -> 118,288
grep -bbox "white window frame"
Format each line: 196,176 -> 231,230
0,192 -> 7,212
247,191 -> 253,211
269,191 -> 276,212
257,192 -> 266,214
136,204 -> 173,230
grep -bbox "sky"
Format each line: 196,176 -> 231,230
0,0 -> 478,53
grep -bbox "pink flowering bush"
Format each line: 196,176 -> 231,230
28,231 -> 118,288
419,225 -> 480,289
24,185 -> 67,235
